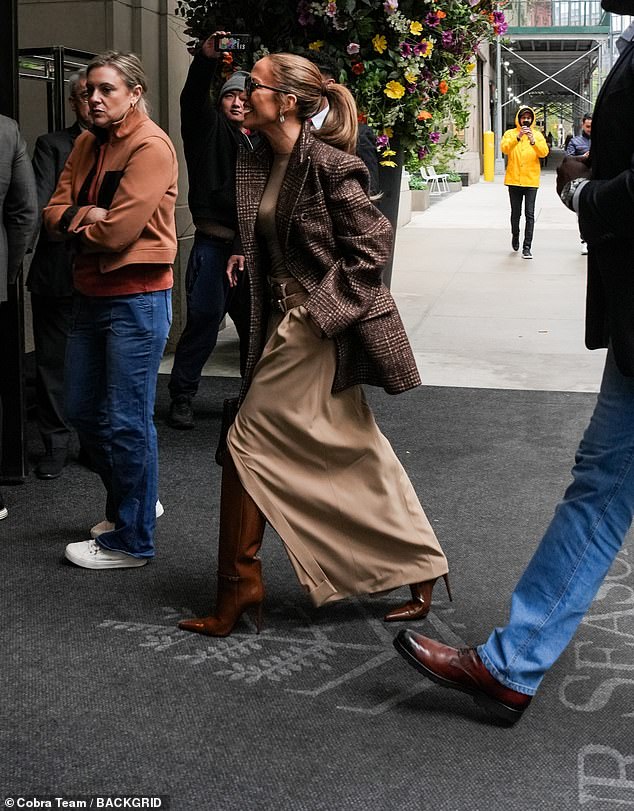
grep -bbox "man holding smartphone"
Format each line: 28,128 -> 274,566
500,106 -> 549,259
168,33 -> 255,430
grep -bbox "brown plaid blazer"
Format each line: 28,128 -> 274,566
235,122 -> 421,402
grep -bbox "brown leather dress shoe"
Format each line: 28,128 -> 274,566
393,629 -> 532,724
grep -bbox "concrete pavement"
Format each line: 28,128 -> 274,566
161,169 -> 607,393
394,170 -> 606,392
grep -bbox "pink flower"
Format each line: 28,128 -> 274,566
346,42 -> 360,55
384,0 -> 398,13
325,1 -> 337,17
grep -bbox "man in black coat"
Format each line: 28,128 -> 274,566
27,70 -> 92,479
392,0 -> 634,725
167,35 -> 255,430
0,114 -> 38,516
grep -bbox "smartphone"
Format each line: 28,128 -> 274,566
215,34 -> 251,52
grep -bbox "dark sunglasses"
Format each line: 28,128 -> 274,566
244,75 -> 290,97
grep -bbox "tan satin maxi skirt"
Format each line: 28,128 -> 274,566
227,305 -> 448,607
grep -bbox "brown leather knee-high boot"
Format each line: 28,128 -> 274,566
178,452 -> 266,637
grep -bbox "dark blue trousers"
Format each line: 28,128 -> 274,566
168,233 -> 246,400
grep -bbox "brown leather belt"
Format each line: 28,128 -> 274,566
269,278 -> 308,313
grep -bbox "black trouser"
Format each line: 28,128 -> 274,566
31,292 -> 74,451
508,186 -> 538,250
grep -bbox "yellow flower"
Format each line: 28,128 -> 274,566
382,149 -> 397,157
308,40 -> 324,51
384,80 -> 405,99
380,160 -> 397,167
420,40 -> 434,58
466,61 -> 476,73
383,127 -> 393,138
410,21 -> 423,35
404,70 -> 418,85
372,34 -> 388,54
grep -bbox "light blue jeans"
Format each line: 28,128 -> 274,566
65,291 -> 172,558
479,346 -> 634,695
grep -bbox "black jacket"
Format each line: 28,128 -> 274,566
181,53 -> 255,230
578,40 -> 634,374
27,122 -> 82,297
356,123 -> 380,197
0,115 -> 37,303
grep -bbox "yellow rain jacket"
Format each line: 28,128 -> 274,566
501,107 -> 549,188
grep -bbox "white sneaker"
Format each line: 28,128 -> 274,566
581,241 -> 588,255
90,499 -> 164,538
65,539 -> 148,569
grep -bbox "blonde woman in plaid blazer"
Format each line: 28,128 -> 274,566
179,54 -> 450,638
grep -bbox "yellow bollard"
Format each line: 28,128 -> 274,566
483,130 -> 494,182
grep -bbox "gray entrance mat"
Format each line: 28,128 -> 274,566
3,379 -> 632,810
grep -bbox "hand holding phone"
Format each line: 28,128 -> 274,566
215,34 -> 251,52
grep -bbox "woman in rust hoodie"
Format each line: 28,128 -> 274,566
44,51 -> 178,570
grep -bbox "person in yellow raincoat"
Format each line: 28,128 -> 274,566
501,106 -> 549,259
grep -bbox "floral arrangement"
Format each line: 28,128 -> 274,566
174,0 -> 506,167
297,0 -> 506,166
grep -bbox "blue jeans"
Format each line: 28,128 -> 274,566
65,291 -> 172,558
479,347 -> 634,694
168,233 -> 246,400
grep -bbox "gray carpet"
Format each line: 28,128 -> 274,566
3,378 -> 633,810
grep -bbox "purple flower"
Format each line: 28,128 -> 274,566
417,146 -> 429,159
376,134 -> 389,148
297,0 -> 314,26
492,10 -> 506,23
407,84 -> 417,93
430,131 -> 441,143
448,64 -> 460,76
347,42 -> 360,55
441,30 -> 454,47
384,0 -> 399,13
425,12 -> 440,27
400,41 -> 412,57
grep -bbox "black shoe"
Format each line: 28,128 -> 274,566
35,448 -> 68,479
0,491 -> 7,520
168,396 -> 195,430
522,248 -> 533,259
512,235 -> 520,251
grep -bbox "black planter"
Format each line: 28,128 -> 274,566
376,144 -> 403,289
